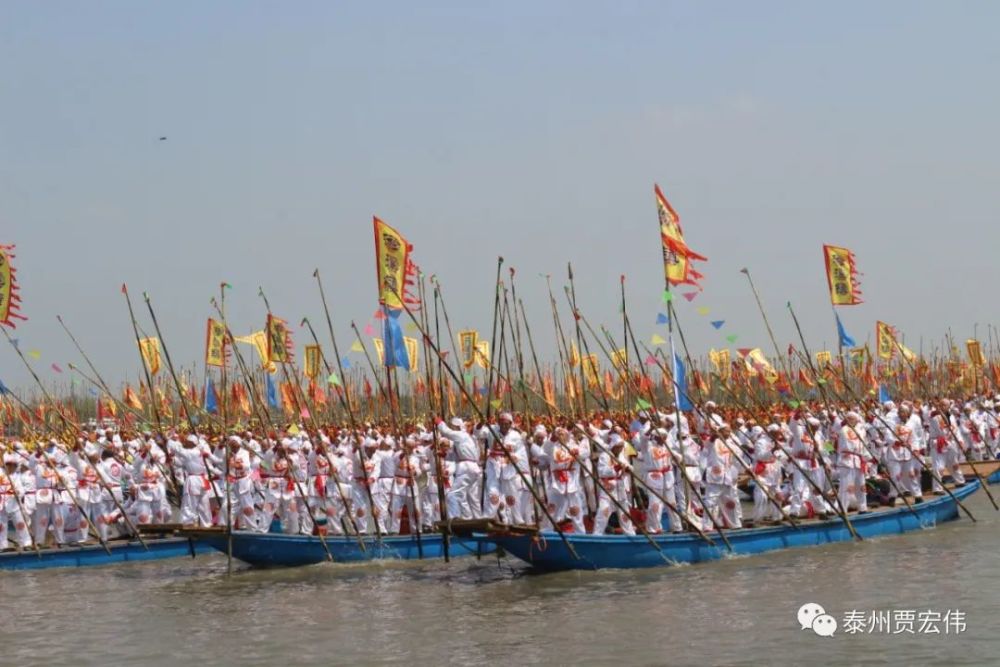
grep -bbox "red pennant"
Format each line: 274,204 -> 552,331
683,292 -> 698,302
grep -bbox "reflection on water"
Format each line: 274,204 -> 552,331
1,493 -> 999,666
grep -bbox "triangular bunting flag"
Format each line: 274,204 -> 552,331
736,348 -> 752,357
682,292 -> 697,302
662,291 -> 673,303
341,356 -> 352,369
28,350 -> 41,360
644,355 -> 657,366
490,399 -> 502,409
363,323 -> 375,336
327,372 -> 341,387
656,313 -> 669,324
374,309 -> 387,320
726,334 -> 738,344
650,334 -> 666,345
635,398 -> 652,410
350,340 -> 363,352
711,320 -> 725,330
696,306 -> 710,316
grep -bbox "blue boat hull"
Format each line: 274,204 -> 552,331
479,482 -> 981,571
0,537 -> 211,571
193,531 -> 495,567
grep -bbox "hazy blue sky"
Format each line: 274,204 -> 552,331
2,2 -> 999,391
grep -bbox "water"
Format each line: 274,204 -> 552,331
3,492 -> 1000,666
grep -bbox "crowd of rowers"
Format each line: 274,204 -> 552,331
0,395 -> 997,550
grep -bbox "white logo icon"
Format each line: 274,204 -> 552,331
798,602 -> 837,637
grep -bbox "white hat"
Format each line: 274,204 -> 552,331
186,435 -> 199,445
450,417 -> 464,428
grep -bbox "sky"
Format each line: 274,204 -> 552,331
2,1 -> 999,393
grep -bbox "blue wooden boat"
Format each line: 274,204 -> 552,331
469,481 -> 981,571
0,536 -> 211,571
182,528 -> 495,567
959,460 -> 1000,485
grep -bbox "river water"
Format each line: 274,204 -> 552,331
3,491 -> 999,666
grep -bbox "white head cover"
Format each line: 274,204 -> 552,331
450,417 -> 464,429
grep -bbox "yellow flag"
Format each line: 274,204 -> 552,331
404,337 -> 419,373
815,350 -> 832,367
350,339 -> 363,352
250,331 -> 277,373
745,348 -> 778,383
611,348 -> 628,371
124,384 -> 144,410
967,339 -> 986,367
651,334 -> 666,345
475,340 -> 490,369
374,217 -> 415,309
458,330 -> 478,368
876,321 -> 896,360
233,333 -> 256,345
138,337 -> 162,375
372,338 -> 385,365
582,354 -> 599,387
303,344 -> 321,379
205,319 -> 227,368
266,314 -> 289,364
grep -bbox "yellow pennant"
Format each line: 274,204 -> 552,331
458,330 -> 478,368
205,319 -> 227,368
372,338 -> 385,365
138,337 -> 161,375
610,348 -> 628,371
475,340 -> 490,369
266,315 -> 289,364
403,336 -> 419,373
568,341 -> 580,367
815,350 -> 832,367
582,353 -> 600,387
967,339 -> 986,367
350,339 -> 363,353
303,344 -> 321,379
876,321 -> 896,360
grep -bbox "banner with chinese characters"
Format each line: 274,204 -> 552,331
205,319 -> 227,368
458,330 -> 478,368
823,244 -> 863,306
303,344 -> 321,379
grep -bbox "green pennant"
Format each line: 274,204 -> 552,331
662,290 -> 673,303
635,398 -> 652,410
464,372 -> 474,383
490,399 -> 502,410
787,399 -> 800,409
327,372 -> 341,387
817,378 -> 827,385
726,334 -> 738,344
